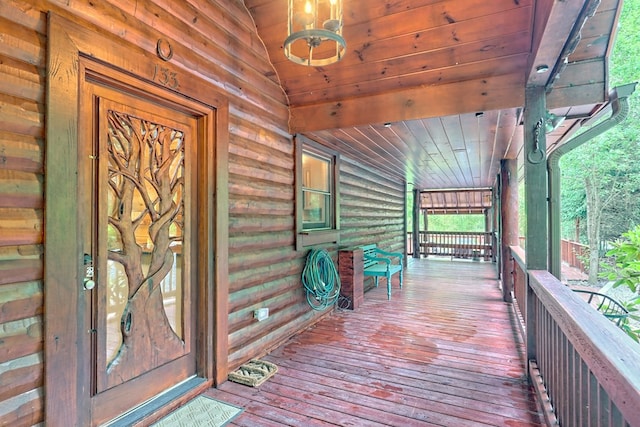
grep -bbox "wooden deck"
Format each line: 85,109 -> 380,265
206,258 -> 544,426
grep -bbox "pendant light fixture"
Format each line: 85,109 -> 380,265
284,0 -> 346,66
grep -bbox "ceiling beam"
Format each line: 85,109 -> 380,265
289,73 -> 525,133
527,0 -> 590,86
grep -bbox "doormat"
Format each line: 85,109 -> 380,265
228,359 -> 278,387
152,396 -> 243,427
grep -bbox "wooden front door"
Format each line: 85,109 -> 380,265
46,16 -> 229,425
80,62 -> 202,425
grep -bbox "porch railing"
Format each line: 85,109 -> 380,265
508,246 -> 640,426
561,238 -> 587,274
407,231 -> 495,261
510,246 -> 527,334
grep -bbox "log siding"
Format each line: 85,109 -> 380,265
0,3 -> 46,425
0,1 -> 408,424
340,157 -> 406,254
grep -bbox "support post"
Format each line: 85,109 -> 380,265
423,210 -> 428,233
524,86 -> 548,367
524,86 -> 548,270
412,188 -> 420,258
423,211 -> 429,255
339,248 -> 364,309
500,159 -> 518,302
493,187 -> 499,262
484,208 -> 490,233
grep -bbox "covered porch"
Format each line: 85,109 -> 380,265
2,0 -> 638,425
207,258 -> 544,426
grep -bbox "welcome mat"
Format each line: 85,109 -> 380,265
228,359 -> 278,387
152,396 -> 243,427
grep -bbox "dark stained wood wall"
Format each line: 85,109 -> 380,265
0,0 -> 407,425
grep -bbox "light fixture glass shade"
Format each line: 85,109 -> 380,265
285,0 -> 346,66
545,111 -> 566,133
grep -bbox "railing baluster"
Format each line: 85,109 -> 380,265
590,371 -> 598,427
551,320 -> 558,414
410,231 -> 497,260
580,358 -> 588,427
611,402 -> 624,427
569,343 -> 577,426
580,360 -> 586,426
523,269 -> 640,426
562,336 -> 569,426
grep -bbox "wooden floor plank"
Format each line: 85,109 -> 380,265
207,258 -> 544,426
210,388 -> 334,426
268,345 -> 537,411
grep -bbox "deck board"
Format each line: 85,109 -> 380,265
206,258 -> 544,426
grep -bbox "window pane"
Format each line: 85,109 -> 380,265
296,136 -> 341,251
302,152 -> 330,192
302,190 -> 331,229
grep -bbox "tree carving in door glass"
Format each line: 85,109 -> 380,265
104,110 -> 185,387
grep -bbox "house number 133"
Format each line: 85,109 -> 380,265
152,64 -> 179,89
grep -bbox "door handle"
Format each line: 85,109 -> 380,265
83,253 -> 95,290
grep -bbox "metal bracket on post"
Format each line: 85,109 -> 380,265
527,118 -> 546,164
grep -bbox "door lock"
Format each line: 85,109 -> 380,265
83,253 -> 95,290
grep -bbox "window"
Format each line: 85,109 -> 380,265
295,135 -> 339,250
302,151 -> 331,230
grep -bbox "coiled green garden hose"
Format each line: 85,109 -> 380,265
302,249 -> 341,310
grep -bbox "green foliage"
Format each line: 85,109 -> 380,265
406,191 -> 413,230
426,214 -> 484,232
599,224 -> 640,343
405,191 -> 485,232
559,1 -> 640,245
575,249 -> 591,274
601,225 -> 640,293
559,158 -> 587,242
619,297 -> 640,342
560,135 -> 640,242
609,0 -> 640,90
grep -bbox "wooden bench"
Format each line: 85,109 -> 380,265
362,244 -> 403,300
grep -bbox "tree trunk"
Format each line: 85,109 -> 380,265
585,176 -> 601,284
106,282 -> 184,388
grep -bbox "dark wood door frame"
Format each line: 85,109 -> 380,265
45,12 -> 229,426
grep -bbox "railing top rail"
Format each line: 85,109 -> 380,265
420,231 -> 494,236
509,245 -> 526,269
561,238 -> 589,249
529,270 -> 640,423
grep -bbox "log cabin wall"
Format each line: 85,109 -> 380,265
339,156 -> 406,294
0,2 -> 47,426
0,0 -> 407,425
339,157 -> 406,255
227,152 -> 407,368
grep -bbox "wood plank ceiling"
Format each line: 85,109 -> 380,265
420,189 -> 494,215
244,0 -> 622,192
